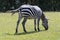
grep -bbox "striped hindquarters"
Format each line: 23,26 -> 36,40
20,8 -> 34,17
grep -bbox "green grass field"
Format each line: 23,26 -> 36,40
0,12 -> 60,40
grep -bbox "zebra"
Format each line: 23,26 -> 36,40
10,4 -> 48,34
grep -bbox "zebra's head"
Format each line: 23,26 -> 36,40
42,18 -> 48,30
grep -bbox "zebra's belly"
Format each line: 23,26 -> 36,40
21,12 -> 39,19
27,16 -> 35,19
22,15 -> 38,19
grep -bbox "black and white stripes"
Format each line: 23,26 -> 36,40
11,4 -> 48,34
18,4 -> 43,18
20,7 -> 34,17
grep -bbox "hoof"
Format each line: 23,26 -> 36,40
24,30 -> 27,33
45,27 -> 48,30
38,29 -> 40,31
35,29 -> 37,31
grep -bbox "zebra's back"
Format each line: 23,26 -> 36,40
20,5 -> 42,19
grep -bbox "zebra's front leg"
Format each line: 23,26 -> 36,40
37,17 -> 40,31
34,19 -> 37,31
22,17 -> 27,32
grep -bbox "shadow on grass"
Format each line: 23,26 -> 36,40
6,30 -> 46,35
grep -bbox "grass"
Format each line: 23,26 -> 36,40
0,12 -> 60,40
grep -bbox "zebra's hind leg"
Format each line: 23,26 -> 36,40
15,16 -> 22,34
37,17 -> 40,31
22,17 -> 27,32
34,19 -> 37,31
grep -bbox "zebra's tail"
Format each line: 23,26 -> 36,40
11,9 -> 19,15
9,7 -> 20,15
